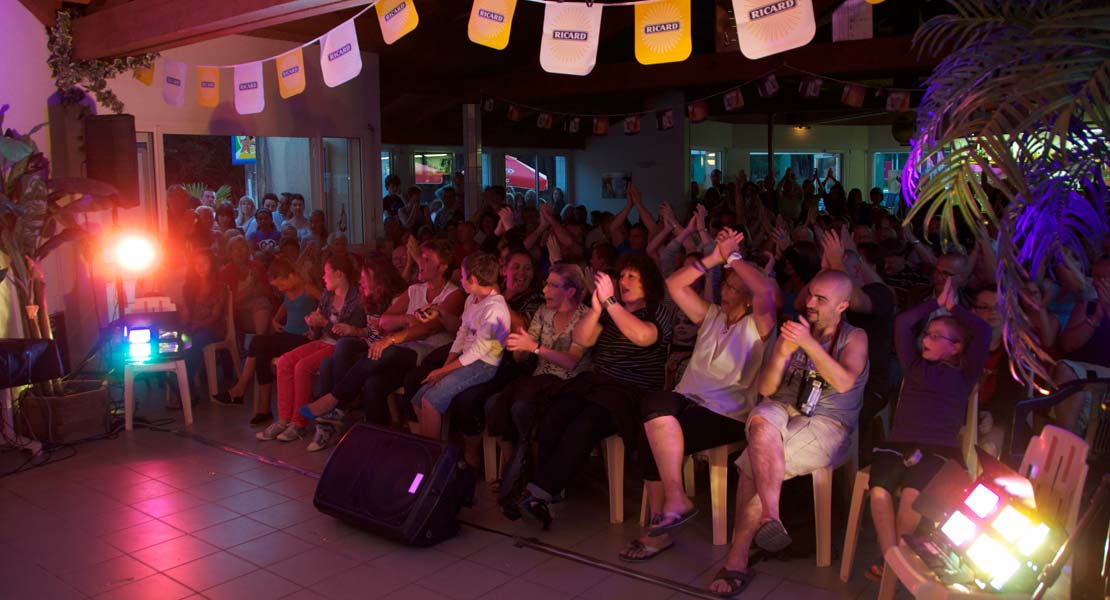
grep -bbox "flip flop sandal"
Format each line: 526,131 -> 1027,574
618,539 -> 675,563
646,508 -> 699,537
710,568 -> 756,598
864,563 -> 885,582
753,519 -> 793,553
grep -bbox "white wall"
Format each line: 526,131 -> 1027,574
690,121 -> 908,194
573,92 -> 688,219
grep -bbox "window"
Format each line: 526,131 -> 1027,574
749,152 -> 841,185
691,149 -> 721,190
873,152 -> 909,209
499,152 -> 568,208
323,138 -> 363,244
413,150 -> 462,205
381,150 -> 393,196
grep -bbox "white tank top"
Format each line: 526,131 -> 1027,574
401,281 -> 461,363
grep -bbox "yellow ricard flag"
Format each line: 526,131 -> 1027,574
540,1 -> 603,76
732,0 -> 816,60
634,0 -> 692,65
275,48 -> 306,99
133,65 -> 155,86
197,66 -> 220,107
376,0 -> 419,45
468,0 -> 517,50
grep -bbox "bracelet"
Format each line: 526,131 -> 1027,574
605,296 -> 619,307
726,251 -> 743,266
532,345 -> 542,355
692,260 -> 707,274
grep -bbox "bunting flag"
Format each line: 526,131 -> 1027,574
162,59 -> 186,106
276,48 -> 306,99
687,100 -> 708,123
592,117 -> 609,135
656,109 -> 675,131
468,0 -> 517,50
634,0 -> 692,65
732,0 -> 816,60
536,113 -> 553,129
540,2 -> 603,76
483,97 -> 496,112
841,83 -> 866,108
757,74 -> 780,98
197,66 -> 220,107
133,65 -> 154,86
567,117 -> 581,134
832,0 -> 873,42
623,115 -> 641,135
507,105 -> 523,121
320,20 -> 363,88
233,62 -> 265,115
376,0 -> 419,45
723,89 -> 744,112
886,91 -> 911,112
799,76 -> 823,99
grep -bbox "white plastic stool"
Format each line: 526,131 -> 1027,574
123,360 -> 192,431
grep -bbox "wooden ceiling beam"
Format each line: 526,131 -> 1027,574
70,0 -> 373,60
18,0 -> 61,26
467,34 -> 936,101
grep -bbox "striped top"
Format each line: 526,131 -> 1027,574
592,302 -> 676,391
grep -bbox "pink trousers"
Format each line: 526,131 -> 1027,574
276,340 -> 334,427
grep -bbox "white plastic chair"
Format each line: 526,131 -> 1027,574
202,286 -> 241,398
122,297 -> 191,431
842,386 -> 978,582
637,441 -> 746,545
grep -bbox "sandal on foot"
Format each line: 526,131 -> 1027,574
518,493 -> 552,530
618,539 -> 674,563
753,519 -> 792,553
864,563 -> 885,582
646,507 -> 699,537
710,569 -> 756,598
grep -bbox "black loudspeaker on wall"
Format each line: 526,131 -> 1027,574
84,114 -> 141,208
314,424 -> 475,547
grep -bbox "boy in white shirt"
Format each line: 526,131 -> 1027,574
412,252 -> 510,439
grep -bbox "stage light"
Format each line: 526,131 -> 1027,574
991,505 -> 1032,543
1015,523 -> 1050,557
128,328 -> 151,344
114,234 -> 157,274
966,536 -> 1020,590
128,342 -> 151,361
964,484 -> 1000,518
941,510 -> 978,547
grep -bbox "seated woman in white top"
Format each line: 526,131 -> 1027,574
620,227 -> 778,562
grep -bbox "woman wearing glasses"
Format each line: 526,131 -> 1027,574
863,276 -> 992,581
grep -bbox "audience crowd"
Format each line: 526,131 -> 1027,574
158,167 -> 1108,597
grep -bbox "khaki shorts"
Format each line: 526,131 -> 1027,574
735,400 -> 851,480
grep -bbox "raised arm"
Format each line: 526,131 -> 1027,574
949,302 -> 993,382
608,196 -> 634,247
628,182 -> 660,238
895,297 -> 939,369
595,271 -> 658,347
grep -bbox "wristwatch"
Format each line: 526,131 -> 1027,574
726,251 -> 743,266
532,345 -> 542,355
605,296 -> 618,307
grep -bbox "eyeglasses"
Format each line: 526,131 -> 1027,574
973,304 -> 998,312
542,280 -> 566,290
924,331 -> 962,344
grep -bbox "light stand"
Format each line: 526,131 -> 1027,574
1031,474 -> 1110,600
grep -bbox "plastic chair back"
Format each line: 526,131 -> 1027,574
1018,424 -> 1089,531
127,296 -> 175,314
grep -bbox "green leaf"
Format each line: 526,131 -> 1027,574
0,137 -> 33,163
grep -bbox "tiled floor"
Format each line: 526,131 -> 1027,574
0,386 -> 889,599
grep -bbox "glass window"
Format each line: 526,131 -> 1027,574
691,149 -> 721,190
873,152 -> 909,209
413,150 -> 462,205
323,137 -> 364,244
749,152 -> 841,185
381,150 -> 392,196
135,132 -> 157,230
498,153 -> 568,210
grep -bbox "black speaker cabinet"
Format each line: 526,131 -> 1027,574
314,423 -> 474,547
84,114 -> 140,208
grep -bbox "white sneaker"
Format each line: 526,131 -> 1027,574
306,425 -> 334,452
256,422 -> 286,441
276,423 -> 304,442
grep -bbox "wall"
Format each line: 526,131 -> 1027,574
690,122 -> 908,194
573,92 -> 688,219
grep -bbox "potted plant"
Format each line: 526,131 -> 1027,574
0,103 -> 125,441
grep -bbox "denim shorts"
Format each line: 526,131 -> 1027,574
411,360 -> 499,415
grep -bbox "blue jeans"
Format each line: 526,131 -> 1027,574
410,360 -> 499,415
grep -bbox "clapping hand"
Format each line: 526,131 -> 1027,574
715,227 -> 744,259
780,315 -> 816,353
506,326 -> 539,353
937,276 -> 956,311
305,309 -> 327,328
414,305 -> 440,324
594,271 -> 616,303
659,202 -> 678,230
820,229 -> 846,271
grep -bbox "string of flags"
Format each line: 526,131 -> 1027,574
129,0 -> 895,116
487,63 -> 920,137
